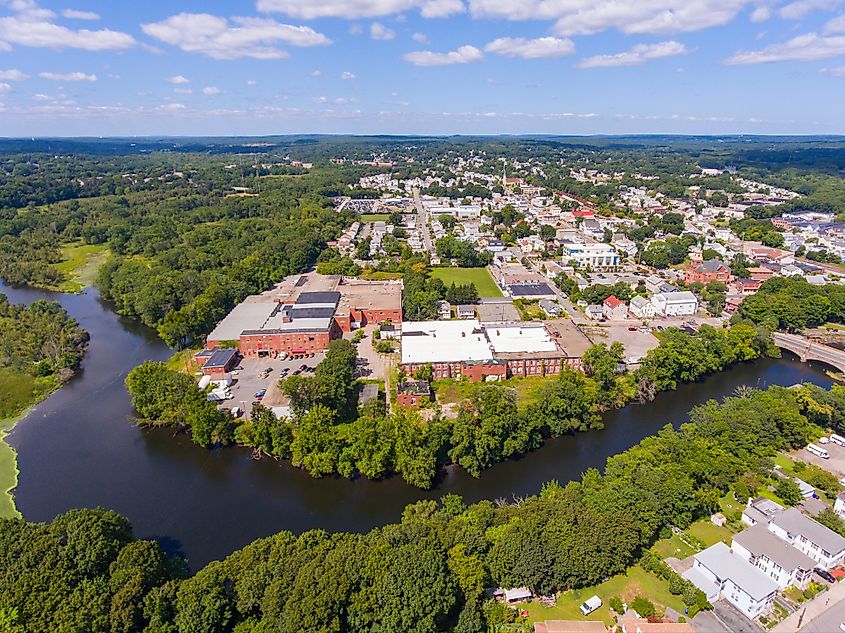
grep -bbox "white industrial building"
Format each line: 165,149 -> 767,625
560,243 -> 619,269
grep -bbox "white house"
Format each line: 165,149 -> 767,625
742,497 -> 785,527
732,524 -> 816,590
768,508 -> 845,570
629,295 -> 655,319
683,542 -> 778,621
834,492 -> 845,519
651,291 -> 698,317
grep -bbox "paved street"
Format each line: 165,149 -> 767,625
774,578 -> 845,632
413,187 -> 434,254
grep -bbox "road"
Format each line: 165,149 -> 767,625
774,577 -> 845,632
800,598 -> 845,633
413,187 -> 435,254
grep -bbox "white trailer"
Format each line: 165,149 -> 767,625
830,434 -> 845,447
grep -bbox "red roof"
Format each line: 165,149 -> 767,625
603,295 -> 624,309
572,210 -> 594,217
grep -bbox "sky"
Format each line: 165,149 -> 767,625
2,0 -> 845,136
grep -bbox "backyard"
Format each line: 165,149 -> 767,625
429,267 -> 503,298
523,565 -> 686,627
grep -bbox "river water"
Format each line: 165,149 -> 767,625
0,280 -> 835,569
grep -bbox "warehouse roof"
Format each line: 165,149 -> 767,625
207,301 -> 277,341
401,320 -> 493,365
486,323 -> 557,354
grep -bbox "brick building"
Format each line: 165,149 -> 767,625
685,259 -> 732,285
396,381 -> 431,407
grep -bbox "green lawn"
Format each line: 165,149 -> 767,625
524,565 -> 685,627
360,213 -> 390,222
166,349 -> 202,375
53,242 -> 110,293
651,534 -> 697,560
429,267 -> 503,298
688,520 -> 734,547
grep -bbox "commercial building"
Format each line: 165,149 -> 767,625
560,243 -> 619,269
206,274 -> 402,357
400,319 -> 590,381
195,348 -> 239,377
651,291 -> 698,317
683,542 -> 778,620
685,260 -> 732,285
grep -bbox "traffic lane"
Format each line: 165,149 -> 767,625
801,597 -> 845,632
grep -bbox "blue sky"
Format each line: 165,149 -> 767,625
2,0 -> 845,136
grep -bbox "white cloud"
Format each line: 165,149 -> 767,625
725,32 -> 845,63
313,95 -> 328,103
825,13 -> 845,32
167,75 -> 191,84
246,79 -> 258,85
310,69 -> 322,76
202,86 -> 222,95
469,0 -> 758,36
484,36 -> 575,59
370,22 -> 396,39
821,64 -> 845,74
577,40 -> 688,68
141,13 -> 331,60
412,32 -> 429,43
403,44 -> 483,66
61,9 -> 100,20
0,83 -> 11,94
256,0 -> 465,19
174,87 -> 193,94
341,71 -> 356,79
39,71 -> 97,81
32,93 -> 51,101
750,6 -> 771,22
0,69 -> 29,80
0,0 -> 135,51
779,0 -> 844,20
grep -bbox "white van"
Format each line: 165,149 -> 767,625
579,595 -> 602,616
807,443 -> 830,459
830,434 -> 845,447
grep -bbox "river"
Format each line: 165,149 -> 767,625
0,279 -> 835,570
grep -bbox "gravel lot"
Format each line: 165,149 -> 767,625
792,441 -> 845,478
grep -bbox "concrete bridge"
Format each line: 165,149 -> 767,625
772,332 -> 845,373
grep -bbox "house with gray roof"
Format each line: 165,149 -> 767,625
683,542 -> 778,621
768,508 -> 845,570
732,523 -> 816,589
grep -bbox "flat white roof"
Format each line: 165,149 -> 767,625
486,323 -> 557,354
208,302 -> 277,341
401,320 -> 493,365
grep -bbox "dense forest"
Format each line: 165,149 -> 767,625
3,381 -> 844,632
0,293 -> 89,419
126,324 -> 775,488
737,277 -> 845,331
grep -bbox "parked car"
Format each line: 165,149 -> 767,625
627,326 -> 637,331
815,568 -> 836,583
299,364 -> 308,372
254,389 -> 266,400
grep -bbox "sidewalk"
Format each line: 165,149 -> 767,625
773,580 -> 845,632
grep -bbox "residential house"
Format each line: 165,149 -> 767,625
602,296 -> 628,320
585,305 -> 604,320
651,291 -> 698,317
396,381 -> 431,407
456,304 -> 476,319
742,497 -> 784,527
629,295 -> 655,319
731,523 -> 815,590
683,542 -> 778,620
733,278 -> 761,294
747,267 -> 775,282
437,300 -> 452,319
620,620 -> 694,633
768,508 -> 845,570
834,492 -> 845,519
685,260 -> 732,285
534,622 -> 607,633
539,299 -> 563,317
503,587 -> 532,604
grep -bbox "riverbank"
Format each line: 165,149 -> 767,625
0,409 -> 29,518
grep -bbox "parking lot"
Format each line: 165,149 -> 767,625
792,440 -> 845,478
215,352 -> 324,419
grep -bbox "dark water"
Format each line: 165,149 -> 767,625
1,280 -> 836,570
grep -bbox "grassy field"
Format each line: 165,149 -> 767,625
53,242 -> 110,293
360,213 -> 390,222
166,349 -> 202,375
429,267 -> 503,298
524,565 -> 685,627
0,367 -> 59,518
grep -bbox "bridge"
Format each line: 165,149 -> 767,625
772,332 -> 845,373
